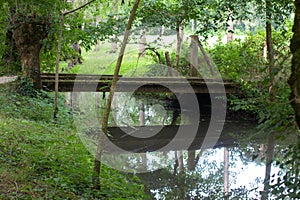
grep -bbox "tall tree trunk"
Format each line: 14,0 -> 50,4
175,22 -> 184,73
227,12 -> 234,43
177,151 -> 184,172
12,14 -> 49,89
286,0 -> 300,195
262,0 -> 276,198
139,29 -> 146,57
54,14 -> 64,120
266,8 -> 275,103
92,0 -> 141,189
110,0 -> 119,53
165,51 -> 175,76
289,0 -> 300,128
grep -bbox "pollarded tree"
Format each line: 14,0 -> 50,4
1,0 -> 65,88
1,0 -> 112,89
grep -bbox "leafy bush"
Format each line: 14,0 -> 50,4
209,33 -> 266,81
209,27 -> 292,82
208,29 -> 295,134
16,76 -> 37,97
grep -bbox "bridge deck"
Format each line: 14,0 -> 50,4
41,73 -> 239,94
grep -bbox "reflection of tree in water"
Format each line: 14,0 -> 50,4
134,127 -> 297,199
112,92 -> 177,127
137,148 -> 265,199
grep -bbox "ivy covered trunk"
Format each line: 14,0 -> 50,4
12,14 -> 50,89
289,0 -> 300,128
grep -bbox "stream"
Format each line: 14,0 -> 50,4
66,91 -> 297,199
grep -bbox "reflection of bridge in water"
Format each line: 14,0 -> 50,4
41,73 -> 256,152
105,121 -> 256,153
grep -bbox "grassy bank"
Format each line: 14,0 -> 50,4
0,83 -> 146,199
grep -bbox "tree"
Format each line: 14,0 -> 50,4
289,0 -> 300,128
92,0 -> 141,189
0,0 -> 111,88
7,1 -> 57,88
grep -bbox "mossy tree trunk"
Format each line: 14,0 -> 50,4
12,14 -> 50,89
289,0 -> 300,128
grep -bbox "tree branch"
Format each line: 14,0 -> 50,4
63,0 -> 96,16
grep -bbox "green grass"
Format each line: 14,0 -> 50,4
76,42 -> 158,76
0,83 -> 146,199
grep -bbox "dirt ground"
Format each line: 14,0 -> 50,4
0,76 -> 18,84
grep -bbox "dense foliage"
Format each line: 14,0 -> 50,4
209,27 -> 296,133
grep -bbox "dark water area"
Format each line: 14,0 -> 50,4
69,91 -> 298,199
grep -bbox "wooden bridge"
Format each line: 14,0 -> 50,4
40,73 -> 251,152
41,73 -> 239,94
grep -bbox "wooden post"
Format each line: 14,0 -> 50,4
198,42 -> 215,76
190,35 -> 199,77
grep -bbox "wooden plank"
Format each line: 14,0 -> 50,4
41,73 -> 239,93
40,73 -> 235,83
42,81 -> 237,93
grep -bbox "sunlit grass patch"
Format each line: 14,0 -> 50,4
78,42 -> 155,76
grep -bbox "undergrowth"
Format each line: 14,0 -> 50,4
0,83 -> 146,199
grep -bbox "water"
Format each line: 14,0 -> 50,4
67,91 -> 298,199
